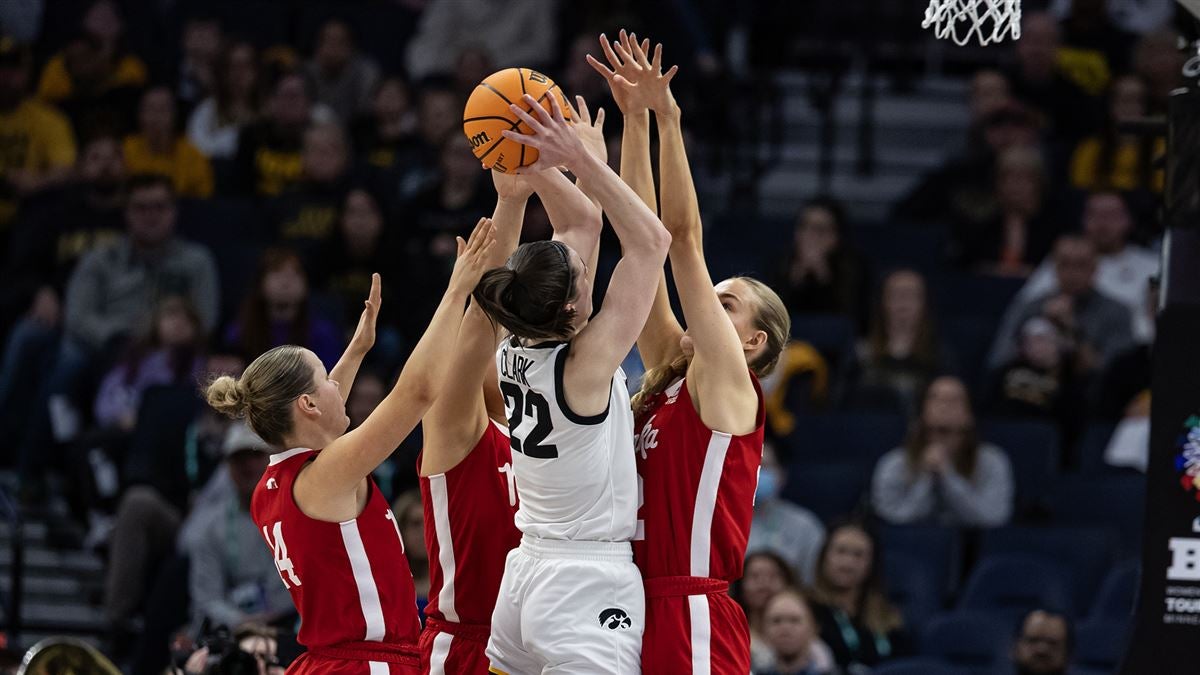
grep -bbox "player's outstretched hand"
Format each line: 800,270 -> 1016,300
587,29 -> 678,117
492,169 -> 535,201
346,273 -> 382,356
623,31 -> 679,117
501,94 -> 587,174
449,217 -> 497,296
566,95 -> 607,165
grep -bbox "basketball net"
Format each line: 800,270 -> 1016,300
922,0 -> 1021,46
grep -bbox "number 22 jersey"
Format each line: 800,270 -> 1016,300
496,340 -> 637,542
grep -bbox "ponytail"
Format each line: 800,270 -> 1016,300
472,241 -> 578,342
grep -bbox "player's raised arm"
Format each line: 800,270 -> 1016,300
640,36 -> 759,434
500,93 -> 671,415
524,98 -> 605,288
327,273 -> 382,402
207,218 -> 496,522
590,30 -> 685,373
420,173 -> 533,477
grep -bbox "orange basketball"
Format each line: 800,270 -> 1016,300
463,67 -> 571,173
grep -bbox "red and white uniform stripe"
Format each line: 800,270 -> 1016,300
418,421 -> 521,675
251,448 -> 422,674
633,375 -> 765,674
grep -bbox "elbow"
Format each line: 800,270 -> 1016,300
649,225 -> 672,258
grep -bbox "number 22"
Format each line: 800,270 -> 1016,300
500,382 -> 558,459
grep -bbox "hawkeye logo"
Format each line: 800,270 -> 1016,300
598,607 -> 632,630
468,130 -> 491,149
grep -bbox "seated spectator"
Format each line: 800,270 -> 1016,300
186,41 -> 261,161
390,79 -> 461,203
989,235 -> 1136,373
224,248 -> 343,368
407,136 -> 491,271
806,520 -> 909,670
872,376 -> 1014,527
175,15 -> 222,110
988,317 -> 1080,425
303,19 -> 380,123
1005,12 -> 1099,144
3,132 -> 125,325
391,489 -> 430,614
123,86 -> 214,198
267,122 -> 354,264
849,269 -> 951,414
1069,74 -> 1163,194
748,444 -> 827,585
756,590 -> 841,675
951,146 -> 1058,276
66,173 -> 220,352
6,177 -> 217,502
1005,608 -> 1074,675
1134,28 -> 1185,115
0,39 -> 77,233
184,422 -> 294,631
351,77 -> 417,170
1003,191 -> 1157,345
93,296 -> 205,432
735,552 -> 796,669
313,188 -> 404,368
1056,0 -> 1136,97
234,70 -> 335,198
1094,275 -> 1155,422
36,0 -> 147,133
893,101 -> 1041,229
452,45 -> 495,99
775,197 -> 869,330
405,0 -> 556,79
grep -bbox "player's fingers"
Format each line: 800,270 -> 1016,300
662,64 -> 679,85
509,101 -> 546,134
501,129 -> 542,149
652,43 -> 663,72
369,272 -> 381,306
548,93 -> 566,125
574,95 -> 590,125
599,33 -> 622,68
594,107 -> 606,129
618,28 -> 631,55
521,94 -> 554,126
585,54 -> 615,81
633,37 -> 651,69
613,41 -> 638,72
456,236 -> 466,257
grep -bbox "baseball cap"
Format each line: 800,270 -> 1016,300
222,421 -> 272,457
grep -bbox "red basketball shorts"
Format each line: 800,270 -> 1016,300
641,576 -> 751,675
420,619 -> 491,675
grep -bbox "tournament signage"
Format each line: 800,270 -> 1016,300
1122,306 -> 1200,672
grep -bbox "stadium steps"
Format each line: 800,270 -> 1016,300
756,71 -> 969,221
0,495 -> 109,645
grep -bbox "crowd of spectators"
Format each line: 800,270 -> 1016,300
0,0 -> 1173,673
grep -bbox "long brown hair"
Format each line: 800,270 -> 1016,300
237,248 -> 312,362
866,268 -> 939,367
902,376 -> 982,478
808,519 -> 904,635
473,240 -> 578,343
632,276 -> 790,416
213,41 -> 261,125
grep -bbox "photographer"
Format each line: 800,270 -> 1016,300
175,624 -> 284,675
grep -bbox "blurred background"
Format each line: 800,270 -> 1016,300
0,0 -> 1180,673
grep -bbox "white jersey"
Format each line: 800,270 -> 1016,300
496,340 -> 637,542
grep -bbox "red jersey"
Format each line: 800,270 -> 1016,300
418,420 -> 521,627
632,375 -> 765,581
251,448 -> 423,651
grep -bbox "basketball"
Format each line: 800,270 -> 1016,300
463,67 -> 572,173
